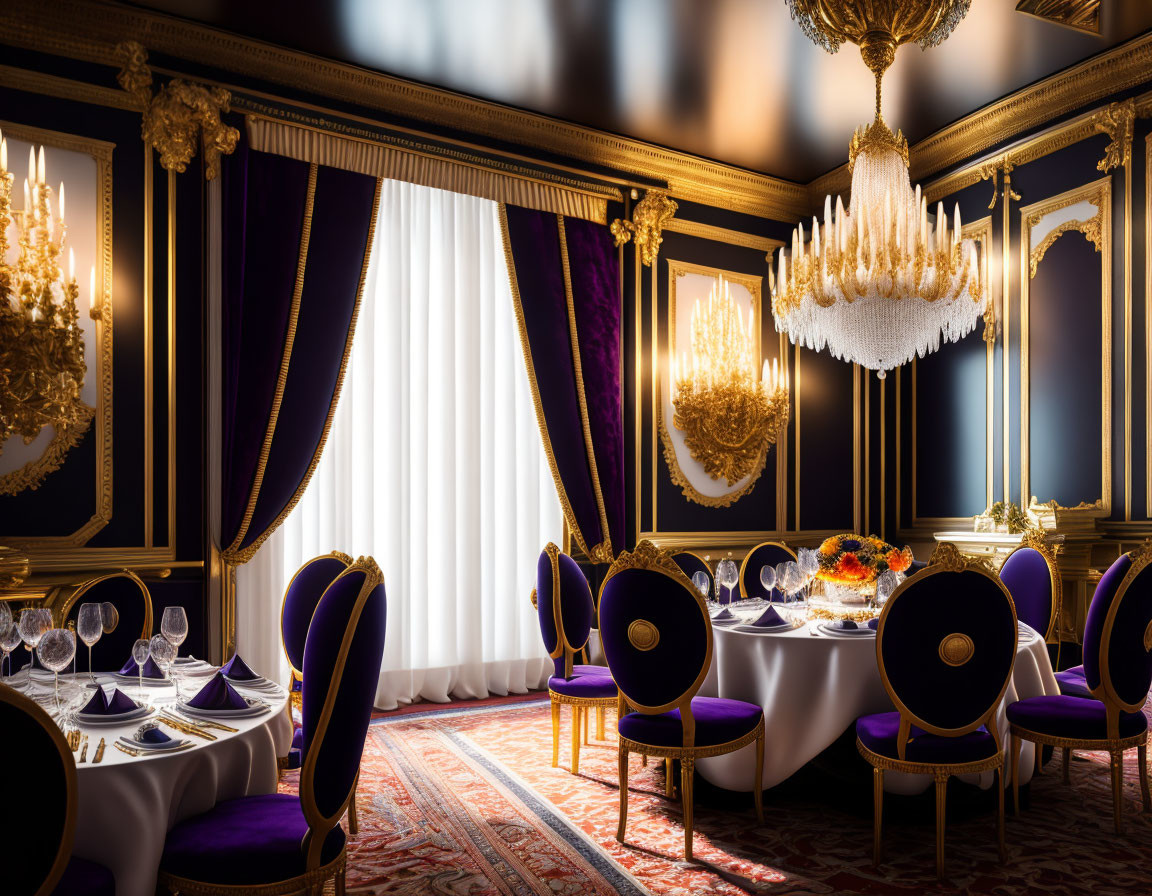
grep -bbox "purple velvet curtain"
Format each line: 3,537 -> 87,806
501,205 -> 624,563
220,134 -> 380,563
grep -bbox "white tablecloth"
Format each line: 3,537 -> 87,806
697,617 -> 1059,794
29,672 -> 292,896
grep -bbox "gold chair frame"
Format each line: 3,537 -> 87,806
606,541 -> 764,861
737,541 -> 796,600
1009,541 -> 1152,834
859,545 -> 1017,880
58,568 -> 153,646
158,556 -> 384,896
534,542 -> 617,775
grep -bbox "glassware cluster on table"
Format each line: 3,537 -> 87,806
693,548 -> 904,630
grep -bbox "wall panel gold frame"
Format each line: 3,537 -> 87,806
0,121 -> 113,543
1019,177 -> 1112,515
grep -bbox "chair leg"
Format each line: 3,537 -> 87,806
641,753 -> 648,767
551,697 -> 561,768
597,705 -> 605,740
617,746 -> 629,843
872,767 -> 884,866
1110,750 -> 1124,834
1062,747 -> 1071,785
1010,734 -> 1021,815
681,757 -> 695,861
1034,742 -> 1043,775
665,758 -> 675,798
753,729 -> 765,824
348,773 -> 359,837
583,704 -> 589,745
1139,741 -> 1151,813
934,774 -> 947,881
571,706 -> 582,775
996,765 -> 1006,863
335,867 -> 346,896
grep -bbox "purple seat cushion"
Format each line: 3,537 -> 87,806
856,711 -> 998,765
282,726 -> 305,770
160,793 -> 344,885
1006,695 -> 1148,741
51,857 -> 115,896
618,696 -> 762,748
1055,665 -> 1093,699
549,665 -> 616,699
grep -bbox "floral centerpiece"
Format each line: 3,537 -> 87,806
816,534 -> 913,592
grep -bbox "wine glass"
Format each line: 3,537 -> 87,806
0,601 -> 11,635
161,607 -> 188,655
0,623 -> 21,680
19,608 -> 49,684
715,556 -> 739,604
149,634 -> 177,700
77,603 -> 103,682
759,565 -> 776,598
100,601 -> 119,635
691,571 -> 710,602
131,638 -> 151,697
875,569 -> 901,608
39,628 -> 76,712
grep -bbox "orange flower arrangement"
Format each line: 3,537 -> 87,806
816,534 -> 914,587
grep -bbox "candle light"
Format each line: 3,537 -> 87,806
27,147 -> 34,184
37,146 -> 45,184
58,182 -> 65,222
1,138 -> 7,172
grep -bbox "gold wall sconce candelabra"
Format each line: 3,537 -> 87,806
0,135 -> 99,489
670,277 -> 790,486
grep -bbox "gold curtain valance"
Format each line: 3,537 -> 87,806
245,116 -> 610,224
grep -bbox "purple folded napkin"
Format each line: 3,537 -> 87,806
187,672 -> 248,711
81,687 -> 137,716
832,619 -> 858,631
867,618 -> 879,630
219,653 -> 260,681
119,655 -> 165,679
138,725 -> 171,745
712,607 -> 736,622
751,606 -> 787,628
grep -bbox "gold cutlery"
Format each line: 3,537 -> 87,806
68,729 -> 81,751
78,735 -> 88,763
113,741 -> 196,758
93,737 -> 105,763
158,714 -> 216,741
173,711 -> 238,733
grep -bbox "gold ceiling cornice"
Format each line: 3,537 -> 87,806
0,0 -> 1150,221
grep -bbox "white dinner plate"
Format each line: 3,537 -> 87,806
179,699 -> 269,720
111,673 -> 172,687
817,622 -> 875,637
223,674 -> 274,689
732,622 -> 794,633
118,735 -> 189,752
76,706 -> 154,727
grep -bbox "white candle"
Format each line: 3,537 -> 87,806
37,146 -> 45,184
27,147 -> 35,184
58,182 -> 65,222
953,204 -> 961,246
0,138 -> 6,172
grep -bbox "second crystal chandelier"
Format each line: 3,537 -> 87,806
773,0 -> 984,378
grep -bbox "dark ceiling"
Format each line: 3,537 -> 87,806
124,0 -> 1152,183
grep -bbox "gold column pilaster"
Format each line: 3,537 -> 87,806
144,144 -> 154,547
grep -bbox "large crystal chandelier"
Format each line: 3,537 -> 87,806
0,134 -> 97,465
774,0 -> 983,378
670,277 -> 789,485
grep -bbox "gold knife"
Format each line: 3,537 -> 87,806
93,737 -> 105,763
158,714 -> 216,741
175,711 -> 238,733
78,735 -> 88,763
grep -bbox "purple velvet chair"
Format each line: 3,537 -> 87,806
1007,543 -> 1152,833
998,535 -> 1061,669
1,684 -> 116,896
157,556 -> 387,895
278,552 -> 352,778
59,571 -> 152,672
672,551 -> 714,600
601,540 -> 765,861
738,541 -> 797,601
856,545 -> 1017,879
534,542 -> 617,775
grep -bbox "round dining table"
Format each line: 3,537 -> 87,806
20,667 -> 292,896
696,608 -> 1059,794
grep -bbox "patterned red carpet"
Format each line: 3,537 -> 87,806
281,696 -> 1152,895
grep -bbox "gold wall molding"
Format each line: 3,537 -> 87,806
0,121 -> 114,543
1146,132 -> 1151,520
0,64 -> 138,111
1015,0 -> 1100,35
1028,214 -> 1102,277
663,218 -> 785,256
115,41 -> 238,181
612,190 -> 678,267
658,259 -> 766,508
1019,177 -> 1111,515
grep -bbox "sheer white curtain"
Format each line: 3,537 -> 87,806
236,180 -> 562,708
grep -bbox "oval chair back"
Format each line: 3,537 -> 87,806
877,559 -> 1017,754
739,541 -> 797,600
537,543 -> 594,678
600,543 -> 711,741
60,571 -> 152,671
281,552 -> 352,680
999,541 -> 1060,642
672,551 -> 713,600
1,685 -> 76,895
300,557 -> 387,868
1083,545 -> 1152,719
